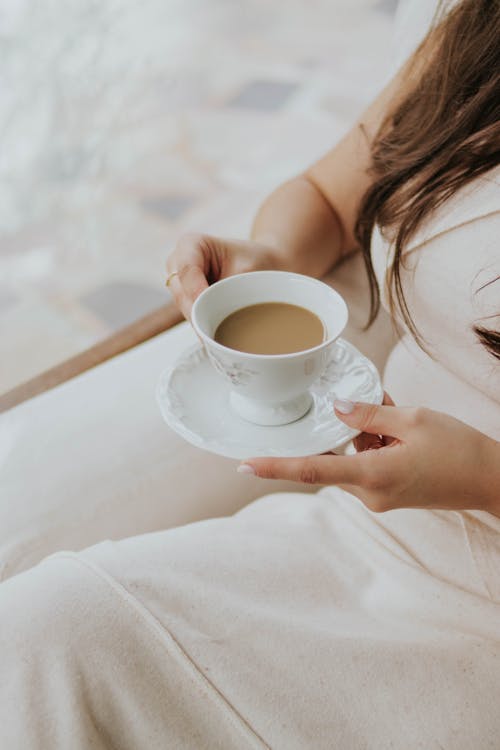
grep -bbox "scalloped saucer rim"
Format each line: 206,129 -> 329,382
156,338 -> 383,459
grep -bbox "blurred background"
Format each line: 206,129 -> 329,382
0,0 -> 396,393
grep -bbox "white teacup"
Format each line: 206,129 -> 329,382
191,271 -> 348,426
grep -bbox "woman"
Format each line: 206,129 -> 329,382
1,0 -> 499,747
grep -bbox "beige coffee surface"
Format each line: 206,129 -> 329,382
214,302 -> 324,354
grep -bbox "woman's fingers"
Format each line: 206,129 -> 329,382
353,391 -> 395,451
238,453 -> 365,487
169,265 -> 209,319
166,233 -> 212,318
166,233 -> 279,319
181,265 -> 209,305
334,398 -> 410,439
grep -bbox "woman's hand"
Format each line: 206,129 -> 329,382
238,396 -> 500,515
166,233 -> 279,319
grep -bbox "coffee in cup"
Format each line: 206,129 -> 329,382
213,302 -> 325,355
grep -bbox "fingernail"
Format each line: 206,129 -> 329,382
334,398 -> 354,415
237,464 -> 256,475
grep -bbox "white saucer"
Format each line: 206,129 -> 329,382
157,338 -> 383,459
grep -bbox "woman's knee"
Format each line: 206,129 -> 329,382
0,554 -> 106,661
0,555 -> 113,746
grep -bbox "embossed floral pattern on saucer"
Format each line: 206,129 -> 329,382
157,339 -> 383,459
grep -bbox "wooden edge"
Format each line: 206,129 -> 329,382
0,302 -> 184,414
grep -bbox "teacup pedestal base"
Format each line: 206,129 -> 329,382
229,390 -> 313,426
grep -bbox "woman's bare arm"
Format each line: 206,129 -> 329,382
250,67 -> 408,278
168,65 -> 413,318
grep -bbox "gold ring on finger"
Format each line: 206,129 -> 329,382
165,270 -> 180,288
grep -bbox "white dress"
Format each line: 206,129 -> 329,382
1,6 -> 499,750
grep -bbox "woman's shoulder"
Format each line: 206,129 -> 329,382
371,165 -> 500,267
403,165 -> 500,256
370,165 -> 500,350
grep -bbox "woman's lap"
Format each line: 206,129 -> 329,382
1,489 -> 499,749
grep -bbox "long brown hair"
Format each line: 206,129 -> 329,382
356,0 -> 500,358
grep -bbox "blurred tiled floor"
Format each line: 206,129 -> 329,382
0,0 -> 395,393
